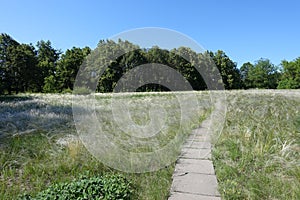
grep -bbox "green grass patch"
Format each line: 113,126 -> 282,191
212,91 -> 300,200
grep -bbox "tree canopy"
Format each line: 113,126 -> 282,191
1,32 -> 299,94
241,58 -> 281,89
278,58 -> 300,89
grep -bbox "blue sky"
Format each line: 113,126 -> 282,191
1,0 -> 300,67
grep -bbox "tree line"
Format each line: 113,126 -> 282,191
0,33 -> 299,94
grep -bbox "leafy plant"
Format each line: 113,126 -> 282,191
19,174 -> 132,200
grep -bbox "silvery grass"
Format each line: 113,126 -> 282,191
0,92 -> 212,199
0,94 -> 74,138
212,90 -> 300,200
73,91 -> 213,172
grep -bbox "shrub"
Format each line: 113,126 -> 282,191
73,87 -> 93,95
19,174 -> 132,200
62,88 -> 73,94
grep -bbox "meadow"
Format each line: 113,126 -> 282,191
0,92 -> 211,199
213,90 -> 300,199
0,90 -> 299,199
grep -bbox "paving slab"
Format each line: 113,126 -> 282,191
183,141 -> 211,149
169,114 -> 221,199
168,192 -> 221,200
187,133 -> 211,142
171,173 -> 220,196
186,136 -> 210,143
174,159 -> 215,175
199,120 -> 211,129
168,97 -> 226,200
181,148 -> 211,159
191,128 -> 210,135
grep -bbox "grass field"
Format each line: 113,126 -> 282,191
212,90 -> 300,200
0,92 -> 211,199
0,90 -> 299,199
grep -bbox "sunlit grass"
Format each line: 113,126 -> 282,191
0,92 -> 211,199
3,91 -> 297,199
212,90 -> 300,200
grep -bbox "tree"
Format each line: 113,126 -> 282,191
278,58 -> 300,89
0,33 -> 19,94
245,58 -> 280,89
7,43 -> 38,93
0,34 -> 39,94
170,47 -> 207,90
94,40 -> 148,92
240,62 -> 254,89
36,40 -> 60,92
53,47 -> 91,92
143,46 -> 173,91
210,50 -> 242,89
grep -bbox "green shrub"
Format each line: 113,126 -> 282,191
73,87 -> 93,95
62,88 -> 73,94
19,174 -> 132,200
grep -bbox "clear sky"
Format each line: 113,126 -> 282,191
1,0 -> 300,67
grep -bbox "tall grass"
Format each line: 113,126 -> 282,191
212,90 -> 300,200
0,92 -> 211,199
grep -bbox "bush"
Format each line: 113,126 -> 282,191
73,87 -> 93,95
62,88 -> 73,94
20,174 -> 132,200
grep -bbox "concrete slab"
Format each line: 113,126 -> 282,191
188,133 -> 211,142
169,192 -> 221,200
174,159 -> 215,175
171,173 -> 220,196
168,112 -> 221,200
180,148 -> 211,159
199,120 -> 212,129
184,141 -> 211,149
191,128 -> 209,135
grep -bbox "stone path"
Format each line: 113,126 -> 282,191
168,118 -> 221,200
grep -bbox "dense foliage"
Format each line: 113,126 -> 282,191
20,174 -> 132,200
278,58 -> 300,89
240,58 -> 281,89
1,33 -> 299,94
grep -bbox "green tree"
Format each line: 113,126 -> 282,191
43,74 -> 58,93
7,43 -> 38,93
246,58 -> 280,89
93,40 -> 147,92
36,40 -> 60,92
54,47 -> 91,92
240,62 -> 254,89
143,46 -> 172,91
0,34 -> 39,94
0,33 -> 19,94
210,50 -> 242,89
278,58 -> 300,89
170,47 -> 207,90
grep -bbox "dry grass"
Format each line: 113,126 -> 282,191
212,90 -> 300,200
0,92 -> 211,199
